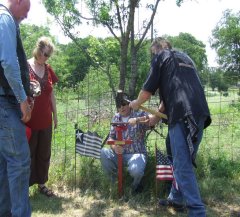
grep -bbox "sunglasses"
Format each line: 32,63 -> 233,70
117,102 -> 128,108
43,52 -> 51,58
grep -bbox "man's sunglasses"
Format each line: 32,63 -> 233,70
117,102 -> 128,108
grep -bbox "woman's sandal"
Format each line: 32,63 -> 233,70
38,185 -> 55,197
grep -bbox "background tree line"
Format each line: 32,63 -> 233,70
21,6 -> 240,97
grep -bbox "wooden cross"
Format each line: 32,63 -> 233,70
107,122 -> 132,198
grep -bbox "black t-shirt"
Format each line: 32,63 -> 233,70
143,49 -> 211,128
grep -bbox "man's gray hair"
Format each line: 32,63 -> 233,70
151,37 -> 172,50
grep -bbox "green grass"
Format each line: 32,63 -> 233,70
30,89 -> 240,216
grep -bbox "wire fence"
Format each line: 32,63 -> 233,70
50,75 -> 240,189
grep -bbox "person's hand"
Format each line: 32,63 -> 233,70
27,97 -> 34,111
149,115 -> 161,126
129,99 -> 140,110
20,100 -> 32,123
128,116 -> 150,126
128,117 -> 138,126
112,145 -> 123,154
158,101 -> 165,113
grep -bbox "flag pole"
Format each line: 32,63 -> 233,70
74,123 -> 78,191
155,142 -> 158,215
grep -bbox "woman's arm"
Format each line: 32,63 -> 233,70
51,89 -> 58,129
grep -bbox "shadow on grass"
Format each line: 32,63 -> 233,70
30,188 -> 72,215
33,149 -> 240,216
29,182 -> 239,217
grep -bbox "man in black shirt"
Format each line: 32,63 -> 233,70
130,37 -> 211,217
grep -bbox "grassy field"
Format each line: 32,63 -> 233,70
30,186 -> 240,217
30,88 -> 240,216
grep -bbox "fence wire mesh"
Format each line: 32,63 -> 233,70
50,75 -> 240,190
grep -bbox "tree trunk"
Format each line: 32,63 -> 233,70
119,38 -> 128,91
128,23 -> 138,99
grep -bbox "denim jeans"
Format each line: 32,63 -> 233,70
100,148 -> 146,189
168,117 -> 206,217
0,97 -> 31,217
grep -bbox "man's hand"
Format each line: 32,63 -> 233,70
129,99 -> 141,110
158,101 -> 165,113
128,117 -> 138,126
148,115 -> 161,126
128,116 -> 150,126
20,100 -> 32,123
27,97 -> 34,110
129,90 -> 152,110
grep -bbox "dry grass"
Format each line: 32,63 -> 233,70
30,186 -> 240,217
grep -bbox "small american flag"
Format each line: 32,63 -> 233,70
76,129 -> 102,159
156,148 -> 178,189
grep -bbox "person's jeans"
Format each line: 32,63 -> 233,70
168,117 -> 206,217
100,148 -> 146,189
0,97 -> 31,217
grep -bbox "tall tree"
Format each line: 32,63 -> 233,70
210,9 -> 240,84
167,32 -> 208,72
20,24 -> 52,58
209,67 -> 229,92
43,0 -> 185,97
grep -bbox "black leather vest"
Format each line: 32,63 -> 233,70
0,4 -> 30,96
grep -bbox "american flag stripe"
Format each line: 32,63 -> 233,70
156,176 -> 174,180
156,165 -> 174,180
156,165 -> 172,169
155,148 -> 178,190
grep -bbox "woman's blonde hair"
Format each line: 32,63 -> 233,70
33,36 -> 55,60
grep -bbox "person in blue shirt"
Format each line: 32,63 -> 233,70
0,0 -> 32,216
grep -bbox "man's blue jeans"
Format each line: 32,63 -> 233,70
0,97 -> 31,217
168,117 -> 206,217
100,148 -> 146,190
